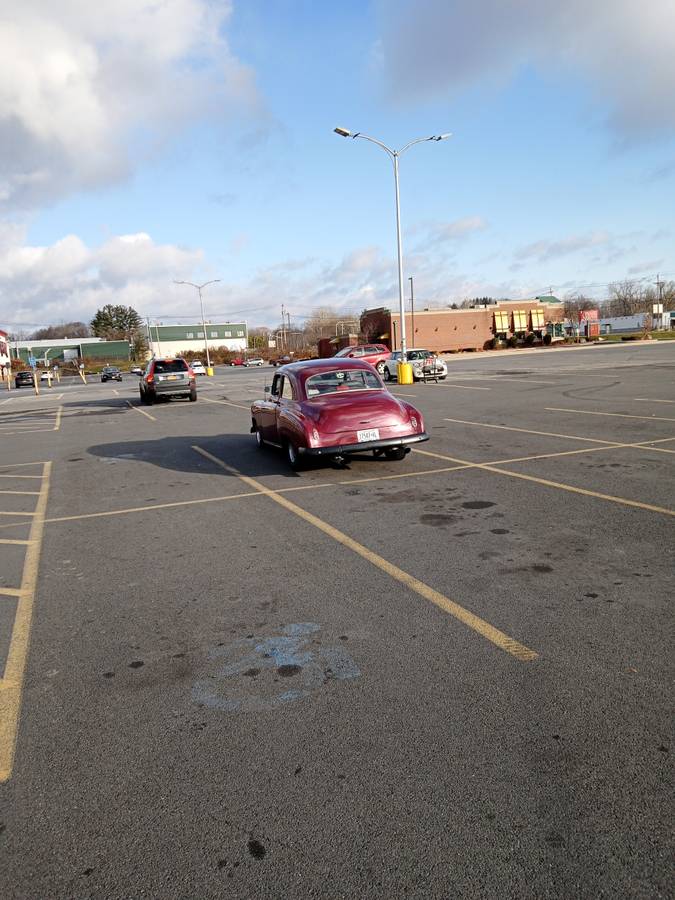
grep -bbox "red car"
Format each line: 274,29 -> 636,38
230,357 -> 244,366
250,358 -> 428,469
334,343 -> 391,375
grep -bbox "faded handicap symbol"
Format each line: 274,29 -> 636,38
192,623 -> 360,711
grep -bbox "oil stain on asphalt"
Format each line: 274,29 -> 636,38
192,623 -> 360,712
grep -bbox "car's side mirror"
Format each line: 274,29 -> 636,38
264,385 -> 271,394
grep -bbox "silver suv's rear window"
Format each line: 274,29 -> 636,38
154,360 -> 188,373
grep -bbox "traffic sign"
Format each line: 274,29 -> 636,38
28,355 -> 37,368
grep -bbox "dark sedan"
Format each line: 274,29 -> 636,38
251,358 -> 428,469
101,366 -> 123,382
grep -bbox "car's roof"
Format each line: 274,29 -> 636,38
279,358 -> 379,379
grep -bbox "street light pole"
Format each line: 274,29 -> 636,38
408,275 -> 415,346
334,127 -> 450,374
174,279 -> 221,371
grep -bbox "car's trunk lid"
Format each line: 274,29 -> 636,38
308,391 -> 404,433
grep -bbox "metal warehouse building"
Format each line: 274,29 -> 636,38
11,337 -> 130,363
147,322 -> 247,357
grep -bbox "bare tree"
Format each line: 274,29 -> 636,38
563,293 -> 596,328
606,280 -> 644,316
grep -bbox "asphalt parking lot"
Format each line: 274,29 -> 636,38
0,342 -> 673,899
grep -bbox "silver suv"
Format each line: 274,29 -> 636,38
140,358 -> 196,403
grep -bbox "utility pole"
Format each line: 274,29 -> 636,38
146,318 -> 153,356
654,274 -> 665,330
408,275 -> 415,347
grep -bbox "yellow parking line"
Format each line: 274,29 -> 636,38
0,490 -> 41,496
0,587 -> 24,598
0,429 -> 56,436
0,474 -> 43,480
0,462 -> 45,470
125,400 -> 156,422
52,405 -> 63,431
444,416 -> 618,445
413,448 -> 675,517
546,407 -> 675,423
0,461 -> 51,782
443,416 -> 675,454
0,538 -> 33,545
201,396 -> 250,411
634,398 -> 675,404
0,511 -> 37,517
192,445 -> 538,662
442,383 -> 490,391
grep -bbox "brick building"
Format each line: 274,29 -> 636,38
360,300 -> 565,353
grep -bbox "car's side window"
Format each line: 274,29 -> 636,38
271,374 -> 282,397
280,377 -> 294,400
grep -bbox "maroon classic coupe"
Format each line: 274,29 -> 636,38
250,358 -> 429,469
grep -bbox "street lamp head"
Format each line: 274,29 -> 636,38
432,133 -> 452,141
334,126 -> 352,138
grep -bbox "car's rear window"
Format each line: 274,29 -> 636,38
305,369 -> 381,396
154,359 -> 188,373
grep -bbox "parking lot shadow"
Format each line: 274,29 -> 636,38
88,433 -> 393,480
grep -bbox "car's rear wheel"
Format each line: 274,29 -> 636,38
383,367 -> 392,382
253,423 -> 264,448
384,446 -> 407,461
286,441 -> 302,470
189,387 -> 197,401
146,390 -> 155,405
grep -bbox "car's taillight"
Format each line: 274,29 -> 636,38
147,373 -> 154,383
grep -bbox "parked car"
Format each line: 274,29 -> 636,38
230,357 -> 245,366
251,358 -> 428,469
243,357 -> 264,367
139,358 -> 196,403
334,343 -> 391,375
382,349 -> 447,382
190,359 -> 206,375
14,370 -> 34,388
40,371 -> 52,382
270,355 -> 292,367
130,365 -> 143,376
101,366 -> 123,383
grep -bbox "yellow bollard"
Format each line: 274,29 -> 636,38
397,362 -> 414,385
206,366 -> 214,377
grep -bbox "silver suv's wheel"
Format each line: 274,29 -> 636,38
383,367 -> 392,382
376,361 -> 385,374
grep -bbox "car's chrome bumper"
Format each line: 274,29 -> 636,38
299,432 -> 429,456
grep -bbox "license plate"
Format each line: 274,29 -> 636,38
166,374 -> 179,380
357,428 -> 379,442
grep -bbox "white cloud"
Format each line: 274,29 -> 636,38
419,216 -> 489,247
1,230 -> 204,327
0,1 -> 261,211
377,0 -> 675,137
515,231 -> 611,262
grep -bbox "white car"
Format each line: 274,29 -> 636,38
40,371 -> 52,382
244,357 -> 264,367
382,349 -> 447,382
191,360 -> 206,375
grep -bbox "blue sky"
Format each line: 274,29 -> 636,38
1,0 -> 673,331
